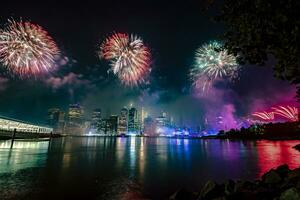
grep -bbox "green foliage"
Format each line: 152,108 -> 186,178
216,0 -> 300,97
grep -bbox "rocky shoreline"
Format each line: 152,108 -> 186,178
170,144 -> 300,200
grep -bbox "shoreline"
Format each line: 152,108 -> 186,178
2,134 -> 300,141
170,164 -> 300,200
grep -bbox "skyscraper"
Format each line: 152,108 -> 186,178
144,116 -> 156,136
67,104 -> 84,134
140,107 -> 147,133
91,108 -> 102,131
47,108 -> 60,128
128,107 -> 139,134
118,107 -> 128,135
47,108 -> 66,134
108,115 -> 118,135
155,111 -> 171,135
57,111 -> 66,134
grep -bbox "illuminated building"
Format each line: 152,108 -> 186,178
140,107 -> 148,133
47,108 -> 60,126
108,115 -> 118,135
128,107 -> 139,134
144,117 -> 156,136
101,115 -> 118,135
155,112 -> 173,136
118,107 -> 128,135
68,104 -> 84,124
156,112 -> 170,127
57,111 -> 66,134
66,104 -> 84,135
47,108 -> 65,134
91,108 -> 102,131
0,115 -> 53,134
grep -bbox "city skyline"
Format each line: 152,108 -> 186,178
47,103 -> 182,136
0,0 -> 297,130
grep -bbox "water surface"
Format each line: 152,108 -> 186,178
0,137 -> 300,199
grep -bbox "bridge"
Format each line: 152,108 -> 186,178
0,115 -> 53,139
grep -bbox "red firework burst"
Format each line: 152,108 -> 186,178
99,33 -> 151,86
252,111 -> 275,121
272,106 -> 299,122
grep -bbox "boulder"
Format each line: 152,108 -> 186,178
199,180 -> 223,199
234,180 -> 256,192
224,179 -> 235,195
262,169 -> 282,184
169,188 -> 196,200
276,164 -> 290,178
287,168 -> 300,183
280,188 -> 300,200
297,180 -> 300,189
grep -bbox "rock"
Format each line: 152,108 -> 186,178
169,188 -> 196,200
229,192 -> 257,200
287,168 -> 300,183
224,179 -> 235,195
234,180 -> 256,193
276,164 -> 290,178
199,180 -> 222,199
280,188 -> 300,200
262,169 -> 282,184
293,144 -> 300,152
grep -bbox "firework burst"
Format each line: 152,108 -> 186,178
252,111 -> 275,121
272,106 -> 299,122
0,19 -> 60,77
99,33 -> 151,86
191,41 -> 239,91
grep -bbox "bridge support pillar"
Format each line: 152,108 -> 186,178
10,128 -> 16,149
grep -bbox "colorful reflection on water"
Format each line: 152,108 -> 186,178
256,140 -> 300,176
0,140 -> 49,174
0,137 -> 299,199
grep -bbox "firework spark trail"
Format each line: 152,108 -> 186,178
252,111 -> 275,121
100,33 -> 151,86
0,20 -> 60,77
272,106 -> 299,122
191,41 -> 239,92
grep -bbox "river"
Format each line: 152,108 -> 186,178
0,137 -> 300,199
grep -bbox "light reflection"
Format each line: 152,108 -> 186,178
256,140 -> 300,177
0,140 -> 49,173
129,137 -> 136,171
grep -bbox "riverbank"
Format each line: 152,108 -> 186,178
170,164 -> 300,200
214,121 -> 300,140
0,133 -> 63,140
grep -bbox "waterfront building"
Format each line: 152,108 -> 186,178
144,116 -> 156,136
66,104 -> 84,135
47,108 -> 65,134
91,108 -> 102,131
47,108 -> 60,127
156,112 -> 170,127
100,115 -> 118,135
128,107 -> 139,134
155,112 -> 172,136
57,111 -> 66,134
108,115 -> 118,135
0,115 -> 53,134
68,104 -> 84,124
140,107 -> 148,133
117,107 -> 128,135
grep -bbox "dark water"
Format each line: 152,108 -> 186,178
0,137 -> 300,200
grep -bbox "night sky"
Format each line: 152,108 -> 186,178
0,0 -> 296,127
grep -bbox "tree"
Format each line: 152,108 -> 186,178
215,0 -> 300,97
